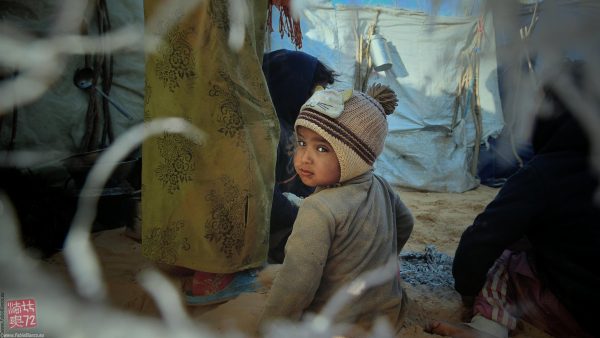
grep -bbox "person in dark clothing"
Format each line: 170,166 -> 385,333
430,61 -> 599,338
262,49 -> 336,263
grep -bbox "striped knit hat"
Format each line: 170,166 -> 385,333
295,83 -> 398,183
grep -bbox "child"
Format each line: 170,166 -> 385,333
259,84 -> 414,334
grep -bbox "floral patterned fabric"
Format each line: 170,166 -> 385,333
142,0 -> 278,272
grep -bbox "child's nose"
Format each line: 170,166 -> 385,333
300,149 -> 313,163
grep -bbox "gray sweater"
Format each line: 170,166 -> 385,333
261,170 -> 414,330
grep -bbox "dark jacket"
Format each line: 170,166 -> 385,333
452,100 -> 600,335
262,50 -> 321,261
262,49 -> 319,197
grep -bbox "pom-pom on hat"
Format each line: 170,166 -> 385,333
295,83 -> 398,183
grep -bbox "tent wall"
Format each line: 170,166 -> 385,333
0,0 -> 144,184
269,3 -> 504,192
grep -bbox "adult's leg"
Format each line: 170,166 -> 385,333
471,250 -> 590,337
143,0 -> 276,306
432,250 -> 591,337
467,251 -> 518,337
506,252 -> 591,337
430,251 -> 516,338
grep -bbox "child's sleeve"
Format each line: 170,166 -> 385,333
260,196 -> 334,322
394,193 -> 414,251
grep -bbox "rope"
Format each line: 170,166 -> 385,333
9,104 -> 17,151
470,16 -> 484,176
98,0 -> 115,146
356,10 -> 380,92
0,71 -> 19,151
451,15 -> 485,175
520,2 -> 539,82
79,0 -> 114,152
353,12 -> 362,90
507,1 -> 539,168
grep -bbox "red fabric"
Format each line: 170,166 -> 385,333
267,0 -> 303,49
473,250 -> 592,338
191,271 -> 234,296
473,250 -> 518,330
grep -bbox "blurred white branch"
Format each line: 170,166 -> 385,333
0,26 -> 143,114
0,0 -> 200,114
319,255 -> 398,322
228,0 -> 249,51
262,256 -> 398,338
64,118 -> 206,301
138,269 -> 194,328
0,150 -> 64,167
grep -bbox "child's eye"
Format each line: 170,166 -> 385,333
297,140 -> 306,147
317,146 -> 328,153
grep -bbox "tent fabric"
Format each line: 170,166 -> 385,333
141,1 -> 278,272
269,4 -> 504,192
0,1 -> 144,181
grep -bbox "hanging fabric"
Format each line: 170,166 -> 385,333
267,0 -> 303,49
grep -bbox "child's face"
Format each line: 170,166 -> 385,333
294,126 -> 341,187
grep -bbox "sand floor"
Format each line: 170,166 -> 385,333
44,185 -> 552,337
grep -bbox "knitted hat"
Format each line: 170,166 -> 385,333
295,83 -> 398,183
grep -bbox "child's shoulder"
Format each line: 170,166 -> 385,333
305,182 -> 367,208
304,187 -> 343,205
373,174 -> 400,193
316,181 -> 365,196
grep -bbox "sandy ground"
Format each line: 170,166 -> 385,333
44,185 -> 552,337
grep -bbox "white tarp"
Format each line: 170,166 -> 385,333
269,3 -> 504,192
